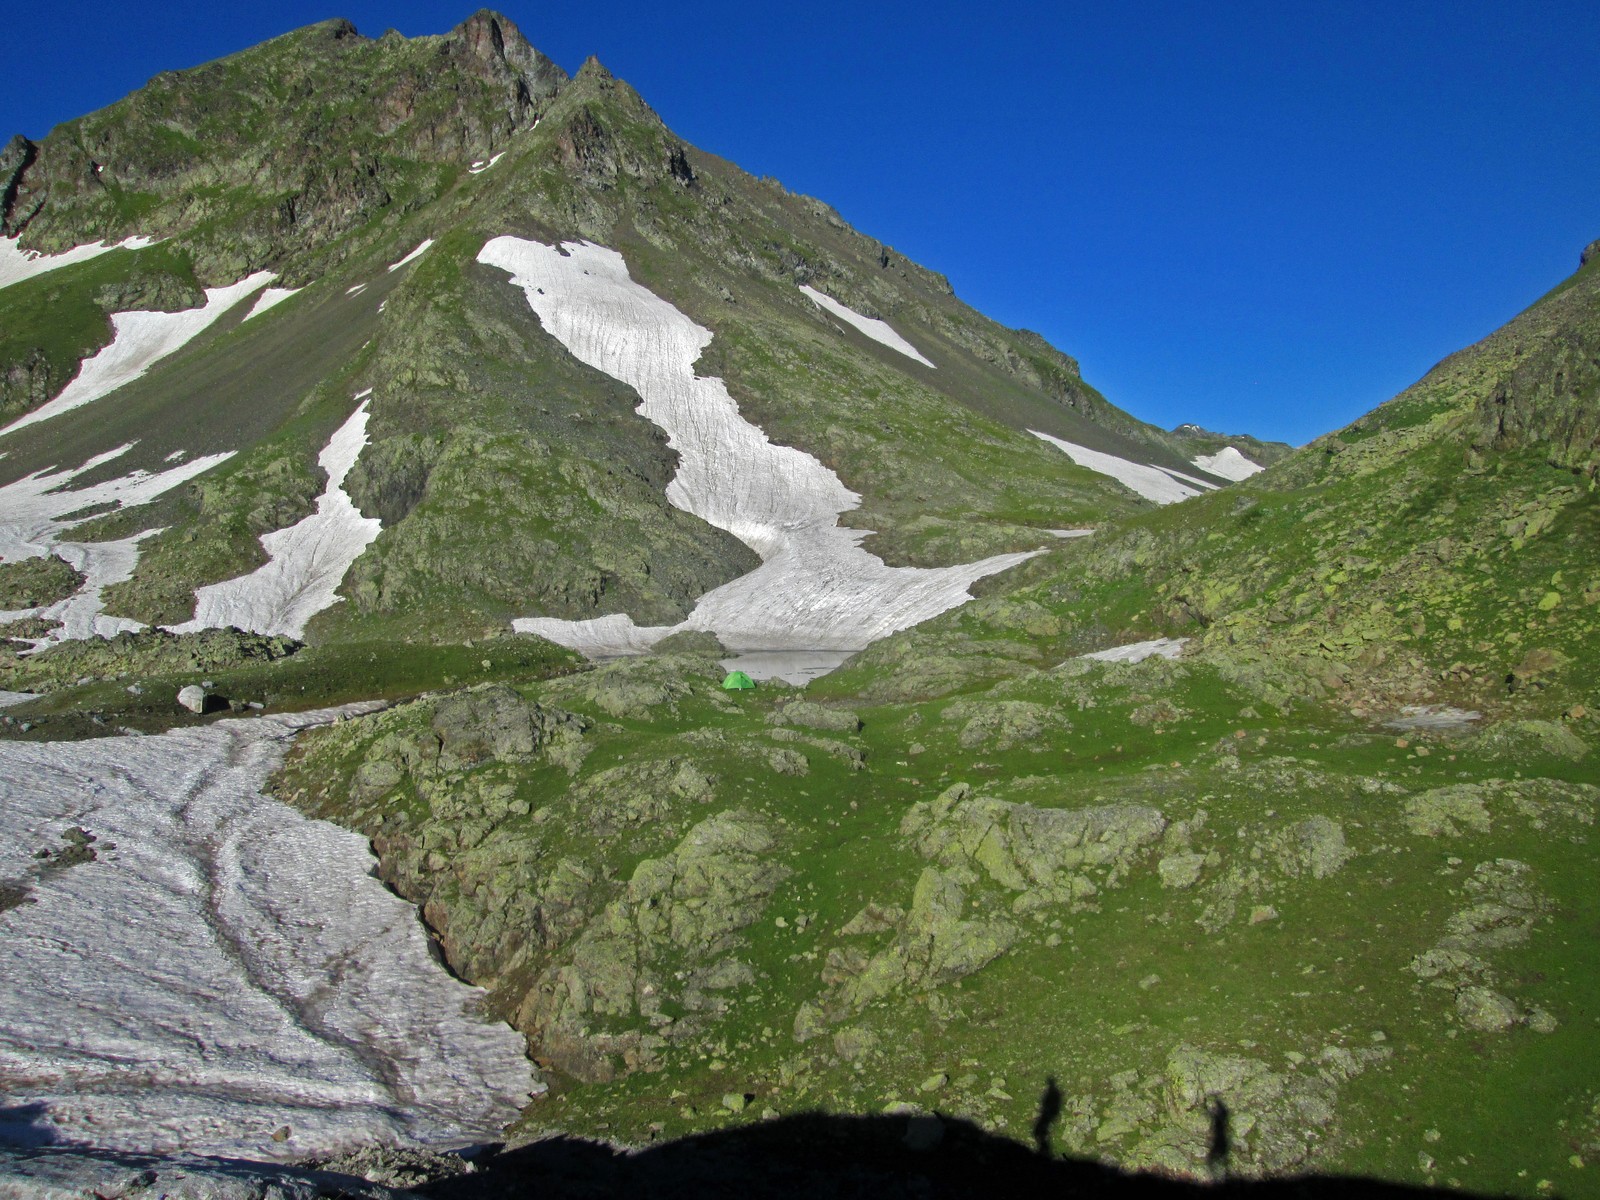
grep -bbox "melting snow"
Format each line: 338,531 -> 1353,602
0,705 -> 535,1158
0,235 -> 157,294
1383,705 -> 1481,731
1028,430 -> 1203,505
241,286 -> 302,322
798,285 -> 937,368
719,650 -> 854,686
1192,445 -> 1265,481
167,399 -> 381,639
0,272 -> 277,437
387,239 -> 435,272
1076,637 -> 1189,664
1047,528 -> 1095,538
468,153 -> 507,174
0,447 -> 235,647
478,238 -> 1033,656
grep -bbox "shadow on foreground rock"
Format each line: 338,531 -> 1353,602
422,1111 -> 1486,1200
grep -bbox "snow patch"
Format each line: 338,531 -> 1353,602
1046,528 -> 1095,538
799,285 -> 937,368
0,691 -> 39,707
167,399 -> 381,639
1076,637 -> 1190,664
0,447 -> 235,648
0,235 -> 157,294
478,238 -> 1033,656
387,239 -> 434,271
241,286 -> 302,322
1028,430 -> 1203,505
1193,445 -> 1265,481
719,650 -> 854,687
0,705 -> 535,1158
0,271 -> 277,437
468,152 -> 507,174
1383,705 -> 1481,731
1153,464 -> 1218,490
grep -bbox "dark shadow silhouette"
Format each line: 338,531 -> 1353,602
419,1110 -> 1501,1200
1207,1097 -> 1231,1178
0,1103 -> 56,1148
1032,1076 -> 1062,1157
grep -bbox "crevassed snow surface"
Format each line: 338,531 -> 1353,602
0,235 -> 157,293
1028,429 -> 1202,505
798,284 -> 937,368
1077,637 -> 1189,664
168,399 -> 381,638
478,238 -> 1034,655
387,239 -> 434,271
0,705 -> 534,1158
0,446 -> 235,647
1192,445 -> 1265,481
241,286 -> 303,322
0,271 -> 277,437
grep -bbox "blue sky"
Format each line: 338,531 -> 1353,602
3,0 -> 1596,445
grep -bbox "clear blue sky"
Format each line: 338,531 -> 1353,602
3,0 -> 1596,446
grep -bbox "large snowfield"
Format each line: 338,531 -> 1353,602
0,271 -> 276,437
0,447 -> 236,647
0,235 -> 158,294
479,238 -> 1036,656
0,706 -> 535,1158
168,397 -> 382,639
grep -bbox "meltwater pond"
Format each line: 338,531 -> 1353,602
719,650 -> 856,686
0,706 -> 535,1159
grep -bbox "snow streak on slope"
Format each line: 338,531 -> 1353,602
478,239 -> 1034,654
1193,445 -> 1265,481
0,447 -> 235,646
799,285 -> 937,367
388,239 -> 435,271
0,705 -> 535,1158
0,235 -> 157,293
169,398 -> 381,639
1077,637 -> 1189,664
1029,429 -> 1203,505
241,286 -> 303,322
0,271 -> 277,436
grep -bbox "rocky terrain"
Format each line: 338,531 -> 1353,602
0,11 -> 1594,1200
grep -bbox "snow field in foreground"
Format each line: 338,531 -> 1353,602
0,446 -> 236,647
477,238 -> 1035,655
1029,430 -> 1209,506
0,270 -> 278,436
0,235 -> 157,293
1192,445 -> 1265,481
798,284 -> 937,368
0,705 -> 535,1159
168,397 -> 382,639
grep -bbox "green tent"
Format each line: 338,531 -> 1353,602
721,670 -> 756,690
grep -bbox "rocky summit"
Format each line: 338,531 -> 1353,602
0,12 -> 1595,1200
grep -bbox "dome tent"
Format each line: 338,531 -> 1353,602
721,670 -> 755,690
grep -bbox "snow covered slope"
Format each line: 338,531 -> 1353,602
1029,429 -> 1213,505
0,705 -> 534,1158
1192,445 -> 1265,481
169,397 -> 382,638
798,285 -> 937,368
0,235 -> 157,293
479,238 -> 1036,654
0,446 -> 234,646
0,270 -> 276,437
